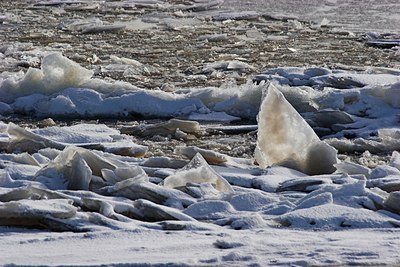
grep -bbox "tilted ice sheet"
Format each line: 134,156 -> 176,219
5,123 -> 147,157
255,83 -> 337,175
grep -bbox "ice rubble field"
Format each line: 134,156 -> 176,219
0,53 -> 400,266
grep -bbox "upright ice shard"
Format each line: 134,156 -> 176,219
255,83 -> 337,175
35,147 -> 92,190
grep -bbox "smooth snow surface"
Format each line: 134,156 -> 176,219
1,227 -> 399,266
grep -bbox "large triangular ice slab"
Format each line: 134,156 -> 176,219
255,83 -> 337,175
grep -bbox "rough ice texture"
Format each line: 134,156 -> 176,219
0,53 -> 93,103
0,118 -> 399,265
0,59 -> 399,139
35,147 -> 92,190
255,83 -> 338,175
6,122 -> 147,157
174,146 -> 228,164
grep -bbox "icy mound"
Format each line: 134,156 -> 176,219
0,53 -> 264,119
0,53 -> 93,103
12,87 -> 208,118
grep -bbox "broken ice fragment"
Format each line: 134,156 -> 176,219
81,24 -> 126,34
35,147 -> 92,190
0,199 -> 77,229
134,199 -> 195,222
255,83 -> 337,175
389,151 -> 400,171
102,178 -> 195,207
312,109 -> 354,129
174,146 -> 228,165
212,11 -> 259,21
163,153 -> 233,193
277,177 -> 332,193
384,191 -> 400,214
334,161 -> 371,177
140,156 -> 187,169
33,145 -> 122,190
184,200 -> 236,220
101,166 -> 148,185
121,119 -> 201,137
7,123 -> 66,153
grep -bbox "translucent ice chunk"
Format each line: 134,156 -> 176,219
101,166 -> 148,184
163,153 -> 233,193
35,147 -> 92,190
255,83 -> 337,175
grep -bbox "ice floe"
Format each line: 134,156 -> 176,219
163,153 -> 233,193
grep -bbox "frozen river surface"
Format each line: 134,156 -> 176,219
224,0 -> 400,33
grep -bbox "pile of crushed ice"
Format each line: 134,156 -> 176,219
0,53 -> 399,232
0,118 -> 399,231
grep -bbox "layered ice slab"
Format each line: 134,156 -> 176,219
255,83 -> 337,175
4,123 -> 147,157
0,53 -> 209,118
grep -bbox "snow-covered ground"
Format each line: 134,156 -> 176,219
1,1 -> 400,266
2,226 -> 400,266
